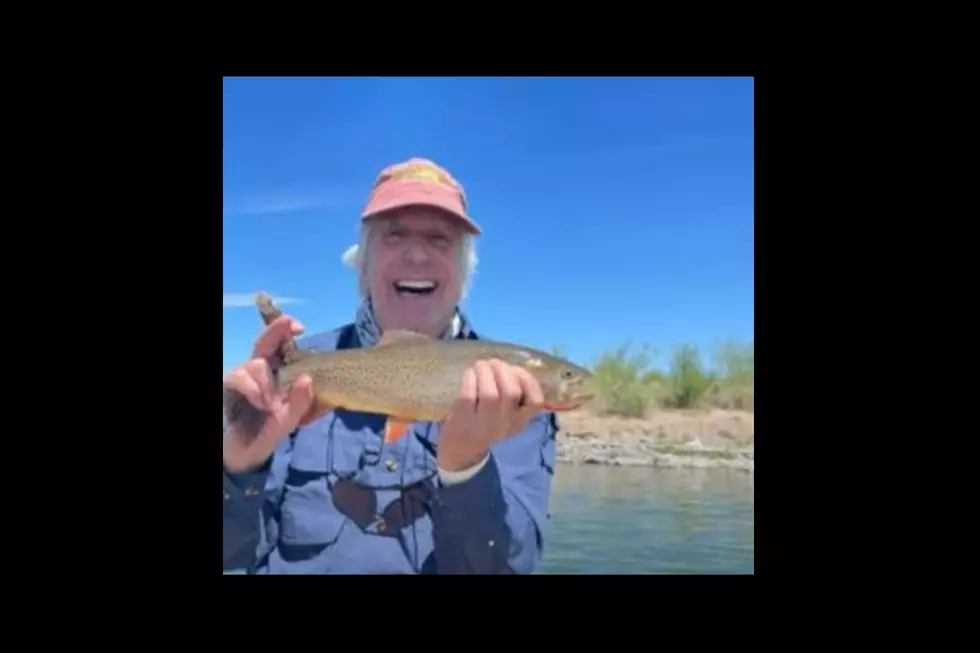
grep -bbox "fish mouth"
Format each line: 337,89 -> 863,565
393,280 -> 439,297
545,394 -> 594,411
551,375 -> 595,410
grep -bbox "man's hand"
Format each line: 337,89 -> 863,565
437,359 -> 545,472
222,314 -> 315,473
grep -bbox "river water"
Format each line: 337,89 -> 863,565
538,464 -> 754,574
223,464 -> 753,574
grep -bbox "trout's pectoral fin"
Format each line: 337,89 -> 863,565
383,418 -> 413,443
376,329 -> 434,347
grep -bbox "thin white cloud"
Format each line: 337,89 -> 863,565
223,188 -> 360,218
224,198 -> 324,217
223,293 -> 305,308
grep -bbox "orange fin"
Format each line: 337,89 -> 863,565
384,418 -> 412,443
376,329 -> 434,348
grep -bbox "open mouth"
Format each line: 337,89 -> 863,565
393,280 -> 439,297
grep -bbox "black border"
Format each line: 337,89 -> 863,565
63,71 -> 953,637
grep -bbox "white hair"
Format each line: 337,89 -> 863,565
341,220 -> 478,301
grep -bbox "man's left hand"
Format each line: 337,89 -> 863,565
437,359 -> 545,472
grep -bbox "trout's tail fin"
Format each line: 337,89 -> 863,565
222,293 -> 314,439
254,292 -> 331,429
255,291 -> 306,368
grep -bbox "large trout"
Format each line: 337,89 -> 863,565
226,292 -> 594,443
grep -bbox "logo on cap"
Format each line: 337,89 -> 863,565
384,159 -> 456,186
375,159 -> 467,208
393,161 -> 448,183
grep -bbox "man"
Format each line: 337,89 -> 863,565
222,157 -> 558,574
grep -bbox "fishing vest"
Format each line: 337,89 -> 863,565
251,322 -> 482,574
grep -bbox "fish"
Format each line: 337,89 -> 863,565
247,291 -> 595,443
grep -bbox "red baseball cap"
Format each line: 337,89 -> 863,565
361,157 -> 481,235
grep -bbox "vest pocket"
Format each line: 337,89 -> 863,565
277,420 -> 348,567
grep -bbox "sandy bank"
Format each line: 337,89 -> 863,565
554,409 -> 754,473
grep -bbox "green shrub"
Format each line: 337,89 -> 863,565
663,344 -> 714,409
577,339 -> 754,416
589,343 -> 663,418
709,340 -> 755,410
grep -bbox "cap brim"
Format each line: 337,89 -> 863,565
362,179 -> 481,234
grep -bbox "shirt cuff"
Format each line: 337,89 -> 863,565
437,452 -> 491,486
433,452 -> 505,523
223,459 -> 271,501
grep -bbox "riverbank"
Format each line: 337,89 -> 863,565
554,409 -> 754,473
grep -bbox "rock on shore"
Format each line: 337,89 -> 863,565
553,409 -> 754,473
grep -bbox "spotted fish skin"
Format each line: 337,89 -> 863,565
255,292 -> 594,424
279,335 -> 592,422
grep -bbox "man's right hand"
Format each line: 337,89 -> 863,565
222,314 -> 315,473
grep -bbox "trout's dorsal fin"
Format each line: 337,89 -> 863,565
255,291 -> 308,365
375,329 -> 434,347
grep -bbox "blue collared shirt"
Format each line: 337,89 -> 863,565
222,322 -> 558,574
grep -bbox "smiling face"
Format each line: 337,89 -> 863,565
364,206 -> 466,337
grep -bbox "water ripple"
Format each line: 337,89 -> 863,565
538,465 -> 754,574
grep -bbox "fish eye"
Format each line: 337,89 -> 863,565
560,369 -> 576,380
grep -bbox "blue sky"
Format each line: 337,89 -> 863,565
223,76 -> 753,375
